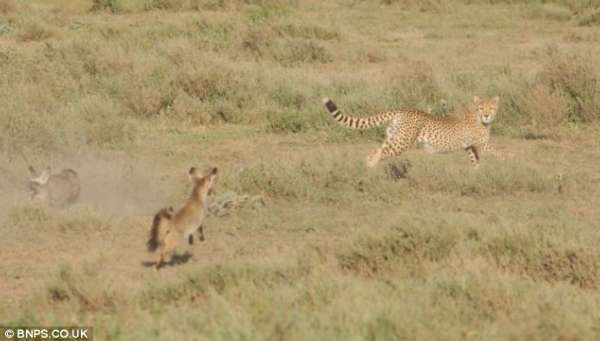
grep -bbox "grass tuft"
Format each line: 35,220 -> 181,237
486,235 -> 600,289
338,224 -> 459,276
90,0 -> 122,13
536,46 -> 600,123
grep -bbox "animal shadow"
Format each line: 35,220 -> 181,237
385,160 -> 412,181
141,251 -> 193,269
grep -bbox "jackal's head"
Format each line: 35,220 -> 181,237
188,166 -> 218,196
28,166 -> 51,201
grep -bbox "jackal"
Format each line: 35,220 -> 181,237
28,166 -> 80,208
147,166 -> 218,269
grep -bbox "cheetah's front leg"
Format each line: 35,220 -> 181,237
466,146 -> 480,168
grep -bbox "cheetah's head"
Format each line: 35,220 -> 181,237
473,96 -> 499,126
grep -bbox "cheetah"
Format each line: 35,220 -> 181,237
147,166 -> 217,269
323,96 -> 500,168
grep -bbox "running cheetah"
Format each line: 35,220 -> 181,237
323,96 -> 500,168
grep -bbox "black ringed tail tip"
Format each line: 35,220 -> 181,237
323,98 -> 338,114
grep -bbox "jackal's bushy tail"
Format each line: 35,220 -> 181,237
147,207 -> 173,252
322,98 -> 395,129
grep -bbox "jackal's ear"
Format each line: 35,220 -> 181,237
473,96 -> 480,103
188,167 -> 198,181
31,167 -> 51,184
39,167 -> 51,184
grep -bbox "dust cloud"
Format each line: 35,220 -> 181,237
0,152 -> 175,221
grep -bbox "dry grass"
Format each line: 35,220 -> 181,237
2,0 -> 600,340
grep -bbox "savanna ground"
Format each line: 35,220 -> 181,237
1,0 -> 600,339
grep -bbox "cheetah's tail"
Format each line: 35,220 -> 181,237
322,98 -> 395,129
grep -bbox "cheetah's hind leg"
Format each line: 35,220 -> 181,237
366,148 -> 383,168
367,120 -> 418,168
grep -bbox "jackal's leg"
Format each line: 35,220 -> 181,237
156,252 -> 166,269
188,226 -> 205,246
198,225 -> 205,241
156,243 -> 177,269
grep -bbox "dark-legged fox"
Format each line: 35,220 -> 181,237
147,166 -> 218,269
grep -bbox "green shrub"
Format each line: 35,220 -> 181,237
537,46 -> 600,123
45,265 -> 124,313
406,158 -> 556,196
17,21 -> 53,42
381,0 -> 447,12
0,0 -> 16,15
386,61 -> 446,108
267,111 -> 313,133
230,158 -> 399,203
487,47 -> 600,132
517,84 -> 570,128
91,0 -> 122,13
75,96 -> 137,148
527,3 -> 572,21
486,235 -> 600,289
337,224 -> 458,276
274,40 -> 333,66
277,24 -> 340,41
577,8 -> 600,26
144,0 -> 203,11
